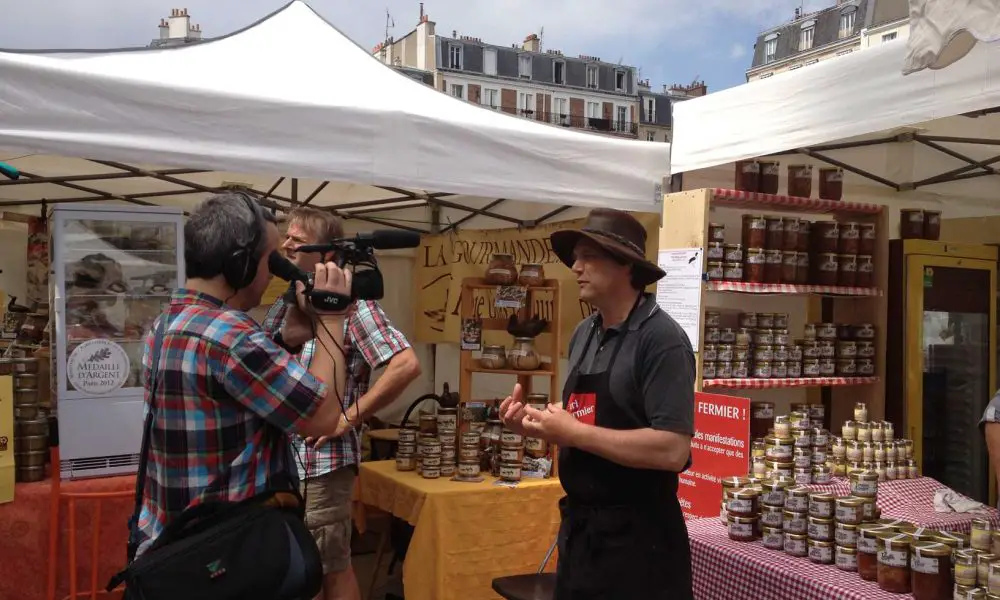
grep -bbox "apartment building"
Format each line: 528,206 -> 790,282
376,8 -> 640,138
638,80 -> 707,143
746,0 -> 908,81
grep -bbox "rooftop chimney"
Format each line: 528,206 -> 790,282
158,18 -> 169,40
167,7 -> 191,39
522,33 -> 540,52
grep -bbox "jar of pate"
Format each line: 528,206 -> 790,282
783,510 -> 808,534
836,545 -> 858,571
809,539 -> 835,564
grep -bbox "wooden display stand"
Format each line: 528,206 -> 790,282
457,277 -> 562,475
0,375 -> 13,504
659,188 -> 889,430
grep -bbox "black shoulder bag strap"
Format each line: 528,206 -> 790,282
126,315 -> 168,564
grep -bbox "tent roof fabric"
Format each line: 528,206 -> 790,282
0,1 -> 670,218
670,37 -> 1000,176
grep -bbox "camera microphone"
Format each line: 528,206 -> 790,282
268,250 -> 385,303
267,251 -> 352,313
297,230 -> 421,254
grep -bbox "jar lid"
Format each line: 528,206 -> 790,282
836,522 -> 858,531
727,514 -> 756,524
836,496 -> 865,507
764,435 -> 793,444
787,485 -> 810,497
809,491 -> 834,501
955,549 -> 979,565
761,478 -> 791,491
912,541 -> 951,558
785,533 -> 807,540
808,515 -> 833,524
721,476 -> 749,489
808,539 -> 833,547
836,545 -> 857,555
876,532 -> 913,551
898,526 -> 939,542
859,524 -> 892,538
972,518 -> 993,529
850,469 -> 879,481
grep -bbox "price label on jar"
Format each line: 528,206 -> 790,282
858,537 -> 878,554
728,498 -> 753,514
879,549 -> 907,568
809,545 -> 833,563
911,554 -> 939,574
836,551 -> 857,570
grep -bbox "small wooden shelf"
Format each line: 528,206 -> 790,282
468,359 -> 556,376
703,376 -> 880,390
462,278 -> 559,293
705,281 -> 882,297
710,188 -> 884,216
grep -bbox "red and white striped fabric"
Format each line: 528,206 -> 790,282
689,477 -> 1000,600
710,188 -> 883,215
702,377 -> 878,390
705,281 -> 880,296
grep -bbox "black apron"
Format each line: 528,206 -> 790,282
555,296 -> 693,600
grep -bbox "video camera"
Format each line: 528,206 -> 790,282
268,230 -> 421,313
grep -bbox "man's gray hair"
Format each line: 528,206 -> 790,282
184,192 -> 277,280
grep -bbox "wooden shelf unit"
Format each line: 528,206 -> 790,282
659,188 -> 889,430
457,277 -> 562,407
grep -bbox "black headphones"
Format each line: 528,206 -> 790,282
221,191 -> 265,292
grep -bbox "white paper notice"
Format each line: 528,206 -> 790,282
654,248 -> 704,348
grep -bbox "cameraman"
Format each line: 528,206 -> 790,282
263,207 -> 421,600
135,193 -> 352,557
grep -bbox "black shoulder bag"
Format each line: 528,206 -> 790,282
108,316 -> 323,600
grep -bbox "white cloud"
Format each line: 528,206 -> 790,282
730,44 -> 747,59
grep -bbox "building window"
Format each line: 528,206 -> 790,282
483,48 -> 497,76
586,65 -> 598,88
518,55 -> 532,78
518,92 -> 534,114
800,25 -> 814,51
839,9 -> 857,38
646,131 -> 656,142
586,101 -> 601,120
553,60 -> 566,85
645,97 -> 656,122
448,43 -> 463,69
882,31 -> 898,43
482,88 -> 499,109
764,38 -> 778,64
552,97 -> 568,124
615,70 -> 626,92
450,84 -> 464,99
615,105 -> 628,131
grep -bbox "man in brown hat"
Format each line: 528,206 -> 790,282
500,208 -> 695,600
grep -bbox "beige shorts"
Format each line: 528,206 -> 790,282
301,467 -> 356,574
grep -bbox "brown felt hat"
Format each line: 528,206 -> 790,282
550,208 -> 665,287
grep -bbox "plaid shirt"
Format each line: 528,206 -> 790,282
135,290 -> 326,556
262,284 -> 411,480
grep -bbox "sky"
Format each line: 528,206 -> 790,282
0,0 -> 830,92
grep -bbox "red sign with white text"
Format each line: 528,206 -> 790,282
677,392 -> 751,519
566,392 -> 597,425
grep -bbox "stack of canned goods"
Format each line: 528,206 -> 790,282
837,402 -> 917,482
750,407 -> 831,485
394,407 -> 460,478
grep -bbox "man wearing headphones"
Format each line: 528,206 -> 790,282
263,206 -> 420,600
133,193 -> 353,557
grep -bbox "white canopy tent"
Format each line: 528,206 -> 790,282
670,34 -> 1000,209
0,0 -> 670,230
903,0 -> 1000,74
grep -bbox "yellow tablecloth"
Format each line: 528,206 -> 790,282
359,460 -> 562,600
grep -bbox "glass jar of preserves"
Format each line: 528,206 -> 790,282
518,263 -> 546,287
797,220 -> 811,252
765,461 -> 793,480
924,211 -> 941,241
785,486 -> 810,512
793,447 -> 811,469
837,359 -> 858,377
760,504 -> 784,528
898,526 -> 939,544
857,255 -> 874,288
877,532 -> 913,593
934,530 -> 970,553
782,251 -> 798,283
858,524 -> 892,581
708,223 -> 726,243
910,541 -> 953,600
808,516 -> 835,542
851,470 -> 879,498
836,496 -> 865,525
720,476 -> 749,496
764,249 -> 783,283
480,344 -> 507,369
744,248 -> 766,283
707,242 -> 724,261
783,217 -> 801,250
955,550 -> 979,587
774,415 -> 791,438
792,466 -> 810,485
813,464 -> 832,484
842,420 -> 857,441
831,437 -> 846,459
485,254 -> 518,285
870,421 -> 885,443
987,558 -> 1000,593
814,221 -> 841,253
854,401 -> 869,422
809,492 -> 835,518
765,435 -> 794,461
863,443 -> 875,463
809,539 -> 835,564
742,215 -> 767,248
757,313 -> 776,328
838,253 -> 858,287
725,243 -> 744,263
760,478 -> 790,508
762,526 -> 784,550
783,510 -> 808,535
508,337 -> 541,371
727,487 -> 760,517
977,553 -> 995,586
846,441 -> 864,463
765,217 -> 784,249
728,514 -> 757,542
836,522 -> 859,548
840,222 -> 861,254
706,261 -> 724,281
723,262 -> 744,281
802,358 -> 821,377
816,253 -> 840,286
751,456 -> 767,478
792,428 -> 812,448
973,519 -> 994,551
704,310 -> 722,327
785,533 -> 808,557
900,209 -> 925,239
789,411 -> 810,430
836,545 -> 858,571
860,222 -> 877,254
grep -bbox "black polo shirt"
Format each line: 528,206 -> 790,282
566,293 -> 696,437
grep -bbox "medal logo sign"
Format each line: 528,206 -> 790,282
566,392 -> 597,426
67,339 -> 131,395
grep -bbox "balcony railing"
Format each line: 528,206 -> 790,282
484,105 -> 637,136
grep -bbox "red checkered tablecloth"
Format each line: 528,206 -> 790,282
690,476 -> 1000,600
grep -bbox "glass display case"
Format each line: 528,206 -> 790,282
52,205 -> 184,479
